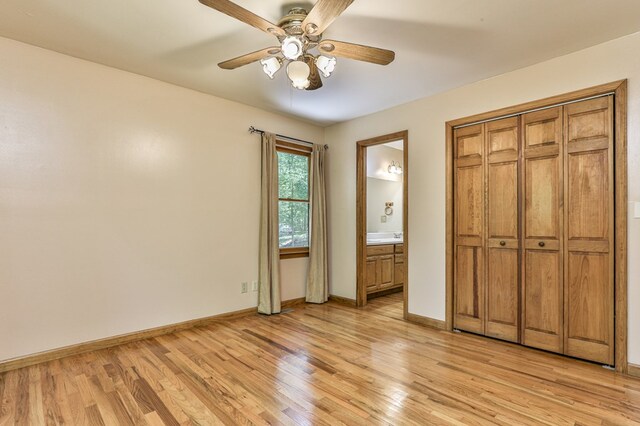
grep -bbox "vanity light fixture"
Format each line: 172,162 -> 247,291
388,161 -> 403,175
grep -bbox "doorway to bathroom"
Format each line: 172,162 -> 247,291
356,131 -> 408,316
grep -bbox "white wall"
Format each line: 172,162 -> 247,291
367,178 -> 403,233
326,32 -> 640,364
366,144 -> 404,233
366,144 -> 403,182
0,37 -> 323,362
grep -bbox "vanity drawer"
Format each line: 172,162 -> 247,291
366,244 -> 394,256
395,244 -> 404,254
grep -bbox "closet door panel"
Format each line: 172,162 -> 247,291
454,124 -> 485,334
525,156 -> 559,239
487,248 -> 518,341
488,162 -> 518,238
522,250 -> 563,351
521,107 -> 564,354
564,96 -> 614,365
456,165 -> 483,237
567,151 -> 609,240
566,253 -> 611,362
485,117 -> 519,342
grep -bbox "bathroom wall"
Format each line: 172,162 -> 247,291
367,178 -> 403,233
365,144 -> 404,233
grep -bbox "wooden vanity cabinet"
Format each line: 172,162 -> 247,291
366,243 -> 404,294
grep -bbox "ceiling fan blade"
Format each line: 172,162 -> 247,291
318,40 -> 395,65
199,0 -> 285,37
302,0 -> 354,36
218,46 -> 281,69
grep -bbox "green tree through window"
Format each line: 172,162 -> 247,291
277,147 -> 310,255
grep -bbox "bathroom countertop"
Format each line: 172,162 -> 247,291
366,238 -> 403,246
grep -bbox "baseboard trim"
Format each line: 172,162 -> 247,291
328,294 -> 357,307
628,363 -> 640,378
406,313 -> 446,330
0,297 -> 304,374
281,297 -> 306,309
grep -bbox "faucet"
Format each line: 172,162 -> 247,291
394,232 -> 402,239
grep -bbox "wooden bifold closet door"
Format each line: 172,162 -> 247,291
452,95 -> 615,365
521,107 -> 564,353
453,124 -> 485,334
485,117 -> 520,343
563,97 -> 614,365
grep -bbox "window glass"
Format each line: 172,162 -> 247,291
277,150 -> 310,250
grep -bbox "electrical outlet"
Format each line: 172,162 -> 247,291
252,281 -> 258,292
241,282 -> 248,293
381,215 -> 387,223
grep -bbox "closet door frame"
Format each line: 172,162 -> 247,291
445,80 -> 628,374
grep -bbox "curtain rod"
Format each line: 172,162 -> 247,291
248,126 -> 328,149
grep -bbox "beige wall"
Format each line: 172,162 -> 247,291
326,32 -> 640,364
367,178 -> 403,234
0,37 -> 322,362
366,144 -> 404,233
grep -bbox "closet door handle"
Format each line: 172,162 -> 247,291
500,241 -> 506,246
538,241 -> 545,247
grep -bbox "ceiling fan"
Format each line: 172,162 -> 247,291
198,0 -> 396,90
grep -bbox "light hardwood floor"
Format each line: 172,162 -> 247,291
1,293 -> 639,425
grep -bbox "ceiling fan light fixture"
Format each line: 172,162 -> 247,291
286,60 -> 311,90
260,56 -> 282,79
315,55 -> 336,78
281,36 -> 304,60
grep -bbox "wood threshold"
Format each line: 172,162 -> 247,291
445,80 -> 628,374
406,313 -> 447,330
0,297 -> 307,374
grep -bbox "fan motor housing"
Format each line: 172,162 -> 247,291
278,3 -> 314,35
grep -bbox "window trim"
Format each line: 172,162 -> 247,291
276,141 -> 311,259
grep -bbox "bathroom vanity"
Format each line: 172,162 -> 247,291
365,240 -> 403,295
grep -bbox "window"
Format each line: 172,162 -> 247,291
277,141 -> 311,259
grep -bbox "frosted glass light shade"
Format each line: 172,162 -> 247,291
286,60 -> 311,90
315,55 -> 336,78
388,161 -> 403,174
260,57 -> 281,79
281,36 -> 304,60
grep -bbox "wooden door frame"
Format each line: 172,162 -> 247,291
356,130 -> 409,317
445,80 -> 628,373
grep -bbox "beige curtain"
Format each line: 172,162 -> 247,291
258,132 -> 281,314
306,144 -> 329,303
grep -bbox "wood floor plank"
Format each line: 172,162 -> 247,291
1,292 -> 639,425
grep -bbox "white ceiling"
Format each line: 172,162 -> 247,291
1,1 -> 640,126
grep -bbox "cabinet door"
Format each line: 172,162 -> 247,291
366,256 -> 378,292
394,255 -> 404,286
454,124 -> 485,334
379,255 -> 395,288
521,107 -> 564,353
564,96 -> 614,365
485,117 -> 520,342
